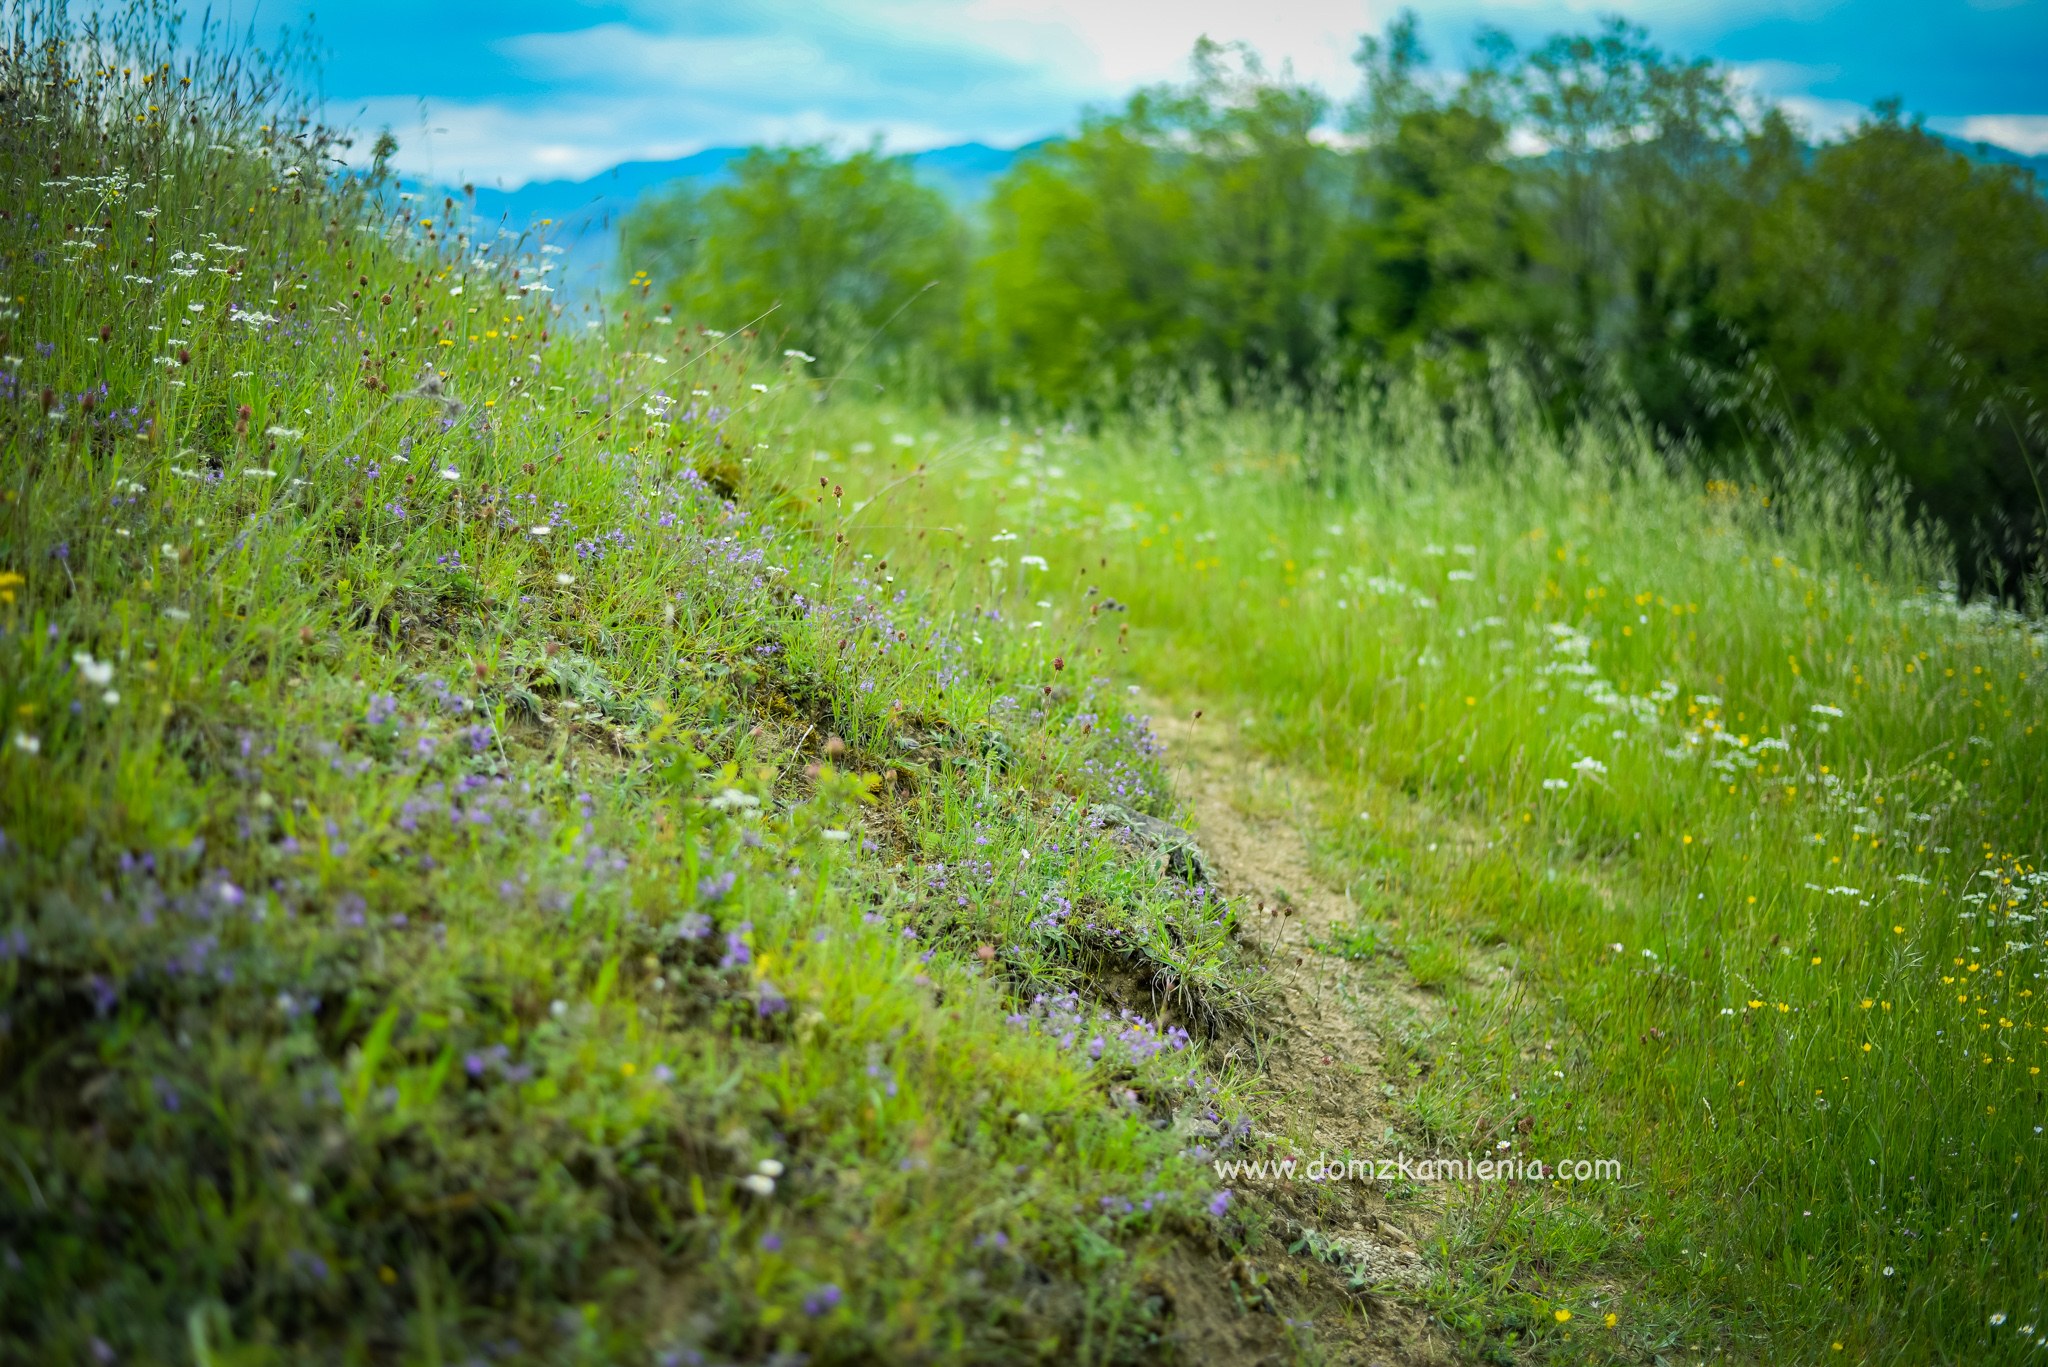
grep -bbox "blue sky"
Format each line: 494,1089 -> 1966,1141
284,0 -> 2048,187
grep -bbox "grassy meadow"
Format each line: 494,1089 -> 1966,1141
777,385 -> 2048,1361
5,4 -> 2047,1365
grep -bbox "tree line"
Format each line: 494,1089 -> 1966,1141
620,14 -> 2048,585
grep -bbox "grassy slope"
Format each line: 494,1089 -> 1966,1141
787,387 -> 2048,1363
0,29 -> 1286,1365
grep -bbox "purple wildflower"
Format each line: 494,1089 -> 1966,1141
86,974 -> 118,1017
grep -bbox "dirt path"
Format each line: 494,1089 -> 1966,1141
1149,704 -> 1459,1366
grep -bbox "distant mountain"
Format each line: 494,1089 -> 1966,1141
435,140 -> 1052,303
1935,132 -> 2048,182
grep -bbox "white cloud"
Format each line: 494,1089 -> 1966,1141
349,0 -> 1406,187
953,0 -> 1393,95
1725,61 -> 1865,141
1770,93 -> 1868,141
1938,114 -> 2048,156
336,0 -> 2003,188
347,91 -> 987,187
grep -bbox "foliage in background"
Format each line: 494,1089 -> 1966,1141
966,39 -> 1354,407
618,13 -> 2048,589
620,145 -> 968,382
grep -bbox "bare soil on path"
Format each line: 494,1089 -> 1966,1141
1144,703 -> 1462,1367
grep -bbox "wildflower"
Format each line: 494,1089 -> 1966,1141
438,467 -> 460,481
1603,1313 -> 1617,1328
1554,1309 -> 1571,1323
1993,1313 -> 2008,1327
555,572 -> 575,585
0,571 -> 23,605
72,652 -> 114,687
86,974 -> 118,1017
12,733 -> 39,755
803,1284 -> 842,1316
1208,1189 -> 1232,1217
821,829 -> 851,843
740,1173 -> 775,1197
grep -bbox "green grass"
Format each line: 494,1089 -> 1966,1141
11,6 -> 2048,1364
781,384 -> 2048,1361
0,16 -> 1285,1363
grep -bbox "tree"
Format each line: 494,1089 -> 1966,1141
1717,105 -> 2048,580
619,145 -> 968,370
971,41 -> 1352,407
1343,15 -> 1531,367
